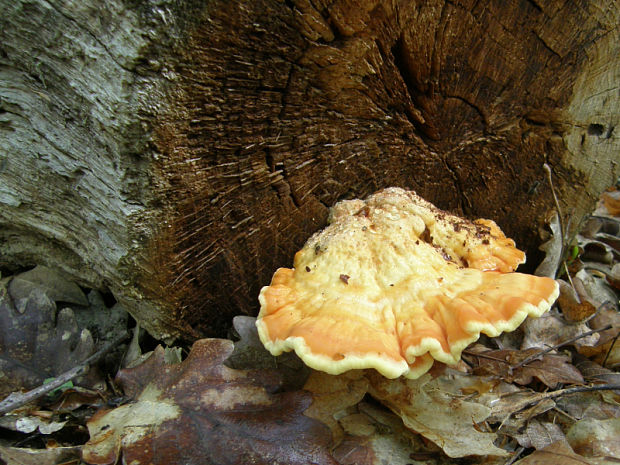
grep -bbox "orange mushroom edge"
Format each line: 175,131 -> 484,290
256,188 -> 560,379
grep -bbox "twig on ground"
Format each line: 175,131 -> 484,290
511,324 -> 613,370
0,331 -> 129,415
461,350 -> 509,363
504,446 -> 525,465
498,383 -> 620,421
603,330 -> 619,368
581,300 -> 613,326
545,383 -> 620,398
543,163 -> 567,279
465,325 -> 613,371
563,261 -> 577,292
552,406 -> 578,422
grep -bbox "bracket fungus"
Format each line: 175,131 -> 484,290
256,188 -> 559,379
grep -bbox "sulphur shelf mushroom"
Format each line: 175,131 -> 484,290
256,188 -> 559,379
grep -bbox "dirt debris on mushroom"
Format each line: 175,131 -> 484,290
256,188 -> 559,379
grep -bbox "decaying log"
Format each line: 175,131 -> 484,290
1,0 -> 618,341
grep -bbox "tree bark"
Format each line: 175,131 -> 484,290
1,0 -> 618,342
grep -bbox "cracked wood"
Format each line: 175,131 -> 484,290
0,0 -> 618,341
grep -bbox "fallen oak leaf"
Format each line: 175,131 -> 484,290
0,444 -> 81,465
607,262 -> 620,290
487,384 -> 620,425
82,339 -> 338,465
575,269 -> 618,314
575,303 -> 620,367
366,371 -> 509,458
302,370 -> 368,445
580,238 -> 617,264
468,348 -> 584,388
518,323 -> 611,369
513,440 -> 596,465
573,355 -> 620,384
511,354 -> 583,388
47,385 -> 106,412
485,389 -> 557,425
601,189 -> 620,217
14,416 -> 67,434
555,389 -> 620,424
495,397 -> 557,443
521,311 -> 599,352
0,331 -> 127,415
566,418 -> 620,459
0,282 -> 98,400
512,419 -> 566,451
556,279 -> 598,322
535,211 -> 564,279
332,402 -> 435,465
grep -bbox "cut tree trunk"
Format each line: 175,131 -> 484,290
1,0 -> 618,342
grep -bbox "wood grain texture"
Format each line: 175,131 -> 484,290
1,0 -> 618,341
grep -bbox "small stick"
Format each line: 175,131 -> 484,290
498,383 -> 620,419
504,447 -> 525,465
581,300 -> 615,326
537,383 -> 620,401
543,163 -> 566,268
563,261 -> 577,294
602,331 -> 619,368
0,331 -> 129,415
462,350 -> 510,363
552,406 -> 578,422
464,324 -> 613,371
511,324 -> 612,370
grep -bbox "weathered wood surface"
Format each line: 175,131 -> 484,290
1,0 -> 618,341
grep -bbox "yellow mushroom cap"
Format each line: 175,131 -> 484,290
256,188 -> 559,379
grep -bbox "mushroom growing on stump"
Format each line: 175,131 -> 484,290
256,188 -> 559,379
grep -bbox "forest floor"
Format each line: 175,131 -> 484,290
0,185 -> 619,465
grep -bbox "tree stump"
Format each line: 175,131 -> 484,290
1,0 -> 618,341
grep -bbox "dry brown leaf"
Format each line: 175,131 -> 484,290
574,356 -> 620,384
303,370 -> 368,445
47,386 -> 105,412
576,269 -> 618,312
608,263 -> 620,290
513,441 -> 595,465
566,418 -> 620,459
0,283 -> 95,398
367,371 -> 508,458
555,391 -> 620,422
0,444 -> 81,465
601,190 -> 620,216
576,305 -> 620,367
521,312 -> 599,351
485,389 -> 556,425
535,211 -> 563,278
513,419 -> 566,450
332,403 -> 435,465
557,279 -> 598,322
0,413 -> 68,435
580,239 -> 616,264
75,290 -> 129,346
469,348 -> 584,388
82,338 -> 338,465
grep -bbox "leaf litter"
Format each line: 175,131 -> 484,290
1,186 -> 619,464
82,339 -> 338,465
